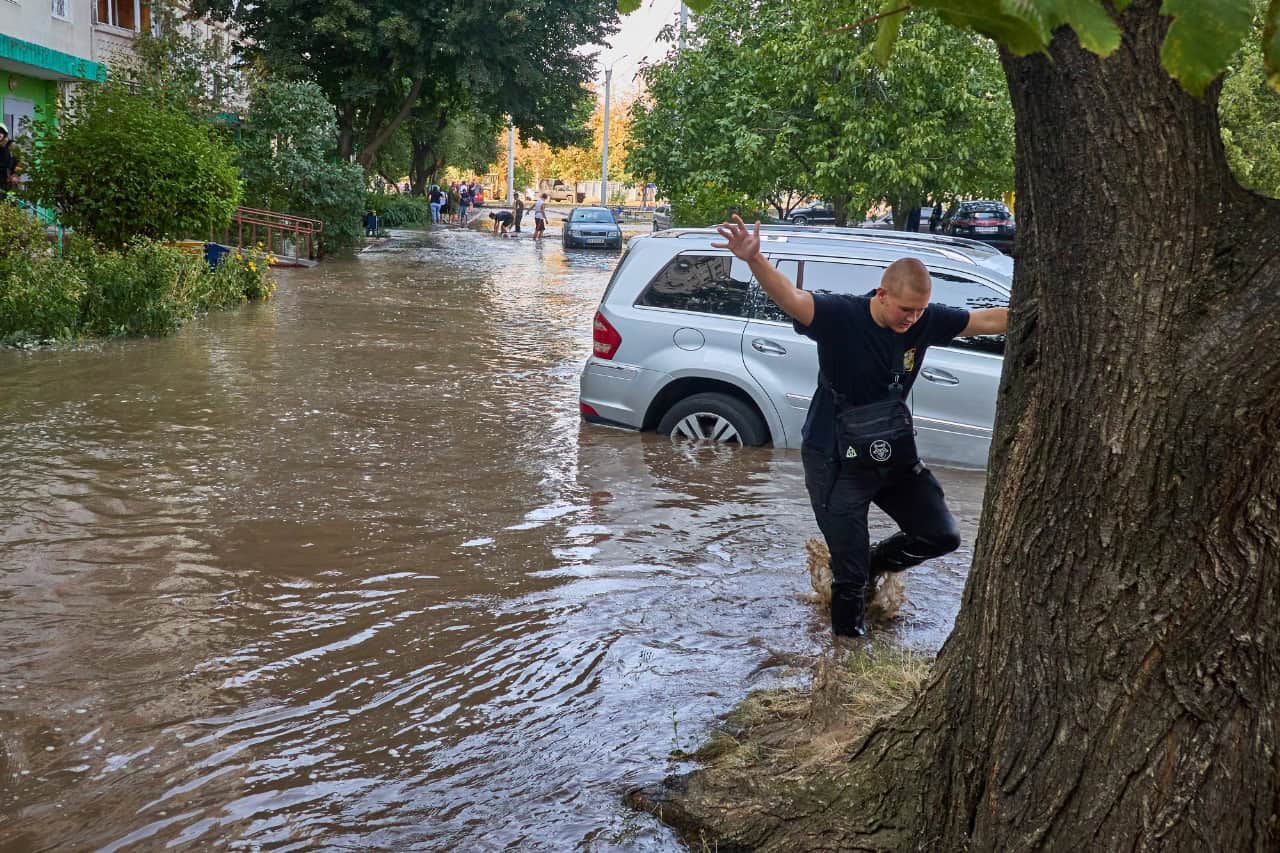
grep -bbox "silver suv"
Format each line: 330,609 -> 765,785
578,226 -> 1012,469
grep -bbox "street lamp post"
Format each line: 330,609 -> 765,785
507,118 -> 516,204
601,53 -> 627,205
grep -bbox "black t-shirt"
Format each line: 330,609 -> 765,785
794,291 -> 970,455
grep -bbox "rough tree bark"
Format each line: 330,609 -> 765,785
637,3 -> 1280,849
409,108 -> 449,196
356,78 -> 425,170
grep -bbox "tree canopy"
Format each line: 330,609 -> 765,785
191,0 -> 621,170
648,0 -> 1280,97
627,0 -> 1013,225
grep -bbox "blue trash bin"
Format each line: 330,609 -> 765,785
204,243 -> 231,269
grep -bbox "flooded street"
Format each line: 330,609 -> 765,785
0,228 -> 985,851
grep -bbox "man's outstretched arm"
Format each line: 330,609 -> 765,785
959,307 -> 1009,337
712,216 -> 814,326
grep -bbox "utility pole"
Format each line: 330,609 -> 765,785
507,119 -> 516,203
600,53 -> 626,205
678,2 -> 687,53
601,65 -> 612,205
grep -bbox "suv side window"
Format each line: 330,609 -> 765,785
751,258 -> 884,323
636,253 -> 753,318
929,272 -> 1008,354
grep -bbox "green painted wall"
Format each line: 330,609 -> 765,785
3,75 -> 59,123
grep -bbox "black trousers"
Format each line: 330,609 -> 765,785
801,446 -> 960,597
514,210 -> 524,232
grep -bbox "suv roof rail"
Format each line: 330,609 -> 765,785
654,225 -> 996,266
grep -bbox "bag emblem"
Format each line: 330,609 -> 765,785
846,446 -> 858,459
870,440 -> 893,462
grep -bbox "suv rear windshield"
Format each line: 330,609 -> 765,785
636,253 -> 752,317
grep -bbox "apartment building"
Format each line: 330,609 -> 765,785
1,1 -> 242,145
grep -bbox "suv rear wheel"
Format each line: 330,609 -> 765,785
657,393 -> 768,447
791,215 -> 808,226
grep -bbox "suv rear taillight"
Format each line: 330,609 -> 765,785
593,310 -> 622,360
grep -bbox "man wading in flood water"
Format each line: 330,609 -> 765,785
713,216 -> 1009,639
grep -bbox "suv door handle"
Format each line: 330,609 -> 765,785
751,338 -> 787,355
921,367 -> 960,385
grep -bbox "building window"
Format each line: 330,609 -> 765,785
95,0 -> 151,31
52,0 -> 71,19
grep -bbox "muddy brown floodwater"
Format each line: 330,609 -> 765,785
0,228 -> 986,851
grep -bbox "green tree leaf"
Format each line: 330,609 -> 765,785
1162,0 -> 1254,95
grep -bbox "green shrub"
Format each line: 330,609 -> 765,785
79,239 -> 207,337
0,204 -> 50,259
366,192 -> 430,228
25,83 -> 241,249
0,255 -> 86,343
0,230 -> 276,346
238,79 -> 366,254
671,184 -> 758,228
203,250 -> 276,304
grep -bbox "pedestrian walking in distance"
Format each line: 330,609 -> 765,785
532,193 -> 547,240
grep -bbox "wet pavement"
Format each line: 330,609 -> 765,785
0,228 -> 985,851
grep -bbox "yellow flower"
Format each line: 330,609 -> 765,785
248,261 -> 257,272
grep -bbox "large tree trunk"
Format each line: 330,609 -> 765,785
356,78 -> 425,170
637,3 -> 1280,849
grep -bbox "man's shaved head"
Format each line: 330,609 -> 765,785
881,257 -> 931,296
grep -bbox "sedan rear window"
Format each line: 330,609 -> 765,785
636,254 -> 752,318
572,209 -> 616,223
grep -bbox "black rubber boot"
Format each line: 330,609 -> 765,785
868,532 -> 914,574
830,583 -> 867,638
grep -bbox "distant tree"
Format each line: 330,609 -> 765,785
629,1 -> 812,222
628,0 -> 1012,226
127,3 -> 245,119
1219,6 -> 1280,197
191,0 -> 620,170
238,79 -> 365,252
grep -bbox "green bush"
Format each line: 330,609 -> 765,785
0,204 -> 49,259
0,255 -> 86,344
78,239 -> 207,337
671,184 -> 759,228
366,192 -> 430,227
25,83 -> 241,249
238,79 -> 366,254
204,250 -> 277,304
0,232 -> 277,344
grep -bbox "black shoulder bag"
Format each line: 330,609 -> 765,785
822,341 -> 918,470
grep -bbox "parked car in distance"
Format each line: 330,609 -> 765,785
859,211 -> 894,229
541,180 -> 582,204
579,224 -> 1010,469
652,204 -> 672,232
788,202 -> 836,226
942,200 -> 1016,249
563,206 -> 623,249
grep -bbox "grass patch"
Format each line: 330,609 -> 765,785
839,641 -> 931,728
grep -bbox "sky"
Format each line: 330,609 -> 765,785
594,0 -> 688,96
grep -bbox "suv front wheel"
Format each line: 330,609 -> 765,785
791,215 -> 808,226
657,393 -> 768,447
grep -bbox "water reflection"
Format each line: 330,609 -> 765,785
0,228 -> 981,850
